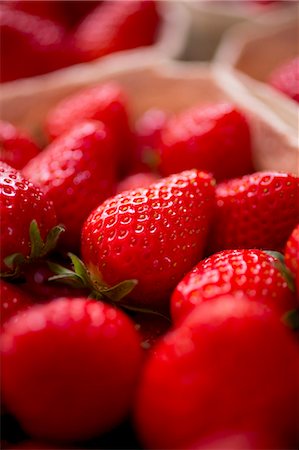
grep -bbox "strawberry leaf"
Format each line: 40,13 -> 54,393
99,279 -> 138,302
264,250 -> 295,293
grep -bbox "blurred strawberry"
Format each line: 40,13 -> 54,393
23,121 -> 117,250
210,171 -> 299,253
0,280 -> 34,327
159,103 -> 253,182
0,120 -> 40,169
132,108 -> 167,173
134,313 -> 170,354
268,57 -> 299,103
285,224 -> 299,297
73,0 -> 161,62
45,82 -> 133,175
0,7 -> 78,82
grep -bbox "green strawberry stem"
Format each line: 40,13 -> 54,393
48,253 -> 169,320
282,309 -> 299,331
264,250 -> 295,293
1,220 -> 65,278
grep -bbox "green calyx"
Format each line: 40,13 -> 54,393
1,220 -> 65,278
48,252 -> 138,304
264,250 -> 295,293
48,253 -> 169,321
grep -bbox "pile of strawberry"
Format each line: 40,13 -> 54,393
1,81 -> 298,450
0,0 -> 161,82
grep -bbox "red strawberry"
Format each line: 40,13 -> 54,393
81,170 -> 215,308
0,162 -> 60,276
0,280 -> 34,327
73,0 -> 160,62
268,57 -> 299,103
159,103 -> 253,182
171,249 -> 296,324
45,83 -> 133,175
116,172 -> 160,194
23,121 -> 117,250
0,120 -> 40,170
188,429 -> 289,450
132,108 -> 167,173
210,171 -> 299,253
135,296 -> 298,449
285,224 -> 299,296
1,298 -> 142,442
0,7 -> 76,82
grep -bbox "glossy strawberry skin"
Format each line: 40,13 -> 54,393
159,103 -> 253,182
0,280 -> 34,327
45,83 -> 133,175
0,162 -> 57,273
268,57 -> 299,103
0,120 -> 40,170
210,172 -> 299,253
135,297 -> 298,449
0,7 -> 76,82
171,249 -> 296,324
82,170 -> 216,307
1,298 -> 142,442
23,121 -> 117,250
73,0 -> 160,62
285,224 -> 299,296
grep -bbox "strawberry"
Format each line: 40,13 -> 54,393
210,171 -> 299,253
0,120 -> 40,170
0,280 -> 34,327
116,172 -> 160,194
81,169 -> 216,308
1,297 -> 142,442
188,430 -> 288,450
73,0 -> 160,62
132,108 -> 167,173
171,249 -> 296,324
159,103 -> 253,182
135,296 -> 298,449
23,121 -> 117,250
285,224 -> 299,296
268,57 -> 299,103
0,162 -> 61,276
0,7 -> 76,82
45,83 -> 133,175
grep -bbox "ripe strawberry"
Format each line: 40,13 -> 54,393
116,172 -> 160,194
285,224 -> 299,296
81,169 -> 215,308
135,296 -> 298,449
0,7 -> 76,82
23,121 -> 117,250
171,249 -> 296,324
159,103 -> 253,182
1,298 -> 142,442
45,83 -> 133,175
188,430 -> 288,450
0,162 -> 60,276
268,57 -> 299,103
73,0 -> 160,62
0,280 -> 34,327
0,120 -> 40,170
210,172 -> 299,253
132,108 -> 167,173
